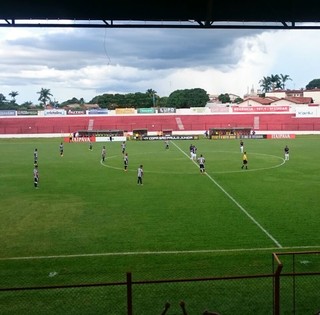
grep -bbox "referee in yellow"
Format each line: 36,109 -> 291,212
241,152 -> 248,170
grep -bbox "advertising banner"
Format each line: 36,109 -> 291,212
232,106 -> 289,112
71,136 -> 95,142
266,134 -> 296,139
44,109 -> 66,116
158,107 -> 176,113
96,136 -> 127,142
142,135 -> 198,140
251,134 -> 266,139
190,107 -> 207,113
115,108 -> 135,114
295,106 -> 319,117
17,110 -> 38,116
0,110 -> 16,116
88,109 -> 108,115
137,108 -> 155,114
67,109 -> 86,115
210,107 -> 230,113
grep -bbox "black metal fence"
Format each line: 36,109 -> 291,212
1,251 -> 319,315
273,251 -> 320,315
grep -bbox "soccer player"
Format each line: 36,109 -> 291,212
189,144 -> 194,159
240,140 -> 244,153
241,151 -> 248,170
89,142 -> 93,151
137,165 -> 143,185
284,145 -> 289,161
197,154 -> 206,174
33,148 -> 38,166
101,145 -> 106,162
191,145 -> 197,160
124,153 -> 129,171
164,140 -> 169,149
59,142 -> 64,157
33,165 -> 39,188
121,141 -> 126,154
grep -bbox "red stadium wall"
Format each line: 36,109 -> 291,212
1,114 -> 320,134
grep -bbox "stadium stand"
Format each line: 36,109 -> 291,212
1,114 -> 320,135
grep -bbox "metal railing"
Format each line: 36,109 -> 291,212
1,251 -> 319,314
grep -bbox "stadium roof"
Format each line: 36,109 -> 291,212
0,0 -> 320,29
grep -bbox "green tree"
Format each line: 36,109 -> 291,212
37,88 -> 53,106
233,97 -> 243,104
120,93 -> 141,108
60,97 -> 81,107
0,93 -> 7,105
269,74 -> 281,90
91,93 -> 122,109
157,96 -> 168,107
279,74 -> 292,89
218,93 -> 231,103
91,91 -> 157,109
306,79 -> 320,89
259,74 -> 291,92
259,76 -> 272,93
146,89 -> 157,107
20,101 -> 33,109
167,88 -> 209,108
9,91 -> 18,103
167,90 -> 186,108
90,89 -> 208,109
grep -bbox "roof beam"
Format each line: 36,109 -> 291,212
0,20 -> 319,29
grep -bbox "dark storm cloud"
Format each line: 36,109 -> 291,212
6,28 -> 263,71
101,28 -> 264,69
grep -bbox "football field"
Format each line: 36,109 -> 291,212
1,136 -> 320,314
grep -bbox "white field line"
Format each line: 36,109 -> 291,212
1,245 -> 319,261
171,141 -> 283,248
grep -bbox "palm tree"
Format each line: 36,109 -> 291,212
37,88 -> 53,106
9,91 -> 18,103
269,74 -> 281,90
259,76 -> 272,93
279,74 -> 292,89
146,88 -> 157,97
146,89 -> 157,106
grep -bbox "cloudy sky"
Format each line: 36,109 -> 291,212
0,25 -> 319,104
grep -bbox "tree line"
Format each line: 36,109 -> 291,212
0,88 -> 54,110
0,88 -> 211,110
1,77 -> 320,110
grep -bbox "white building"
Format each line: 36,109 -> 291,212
266,89 -> 320,104
303,89 -> 320,104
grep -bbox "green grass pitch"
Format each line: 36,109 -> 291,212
0,136 -> 320,314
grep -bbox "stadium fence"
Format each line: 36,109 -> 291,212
1,251 -> 319,314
